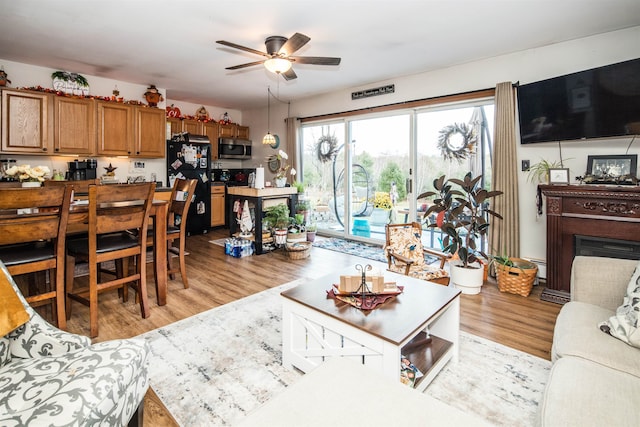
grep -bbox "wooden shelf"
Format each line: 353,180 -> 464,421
401,331 -> 453,389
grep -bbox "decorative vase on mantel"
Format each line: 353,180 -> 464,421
21,181 -> 42,188
275,177 -> 287,188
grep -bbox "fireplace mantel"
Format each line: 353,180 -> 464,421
539,184 -> 640,303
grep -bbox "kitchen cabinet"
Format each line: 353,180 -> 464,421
167,117 -> 182,135
53,96 -> 95,155
1,89 -> 53,154
96,101 -> 134,156
218,123 -> 250,139
210,185 -> 225,227
218,123 -> 235,138
97,102 -> 165,157
203,121 -> 220,159
236,125 -> 250,139
134,106 -> 165,157
182,119 -> 202,135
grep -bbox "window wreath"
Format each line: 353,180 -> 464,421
315,134 -> 339,163
437,123 -> 477,162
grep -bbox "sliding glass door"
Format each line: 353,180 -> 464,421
300,98 -> 494,248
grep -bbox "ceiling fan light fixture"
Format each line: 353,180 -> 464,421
264,57 -> 292,74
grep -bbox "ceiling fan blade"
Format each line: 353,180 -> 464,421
290,56 -> 341,66
216,40 -> 270,58
225,60 -> 265,70
281,68 -> 298,81
279,33 -> 310,56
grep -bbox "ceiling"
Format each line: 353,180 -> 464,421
1,1 -> 639,110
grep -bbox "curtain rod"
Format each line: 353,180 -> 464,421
299,87 -> 498,123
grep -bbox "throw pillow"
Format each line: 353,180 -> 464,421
0,270 -> 30,337
599,261 -> 640,348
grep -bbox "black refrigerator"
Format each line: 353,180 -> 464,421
166,135 -> 211,235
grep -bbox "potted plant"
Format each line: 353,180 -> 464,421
295,200 -> 311,224
526,159 -> 568,183
370,191 -> 392,226
306,222 -> 318,242
264,203 -> 290,245
287,215 -> 307,243
419,172 -> 503,294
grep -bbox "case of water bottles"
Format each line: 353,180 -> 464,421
224,238 -> 254,258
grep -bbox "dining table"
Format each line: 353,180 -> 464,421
68,199 -> 169,306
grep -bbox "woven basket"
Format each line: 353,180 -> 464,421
495,258 -> 538,297
285,241 -> 311,260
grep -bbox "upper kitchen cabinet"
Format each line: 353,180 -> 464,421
1,89 -> 53,154
219,123 -> 250,139
182,119 -> 202,135
97,102 -> 165,158
236,125 -> 249,139
135,107 -> 165,157
96,101 -> 134,156
167,116 -> 182,136
53,96 -> 95,155
203,121 -> 220,159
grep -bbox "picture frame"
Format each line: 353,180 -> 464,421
548,168 -> 570,184
586,154 -> 637,183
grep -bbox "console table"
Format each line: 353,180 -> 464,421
539,184 -> 640,303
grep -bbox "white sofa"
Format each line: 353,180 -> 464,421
0,261 -> 150,426
537,256 -> 640,426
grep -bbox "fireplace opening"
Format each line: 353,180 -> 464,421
574,235 -> 640,261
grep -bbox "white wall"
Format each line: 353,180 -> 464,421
244,26 -> 640,263
0,59 -> 242,185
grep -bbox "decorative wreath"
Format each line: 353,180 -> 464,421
316,134 -> 339,163
437,123 -> 477,162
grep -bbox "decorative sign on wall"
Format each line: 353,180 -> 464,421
351,84 -> 395,100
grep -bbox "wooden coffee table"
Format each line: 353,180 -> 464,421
281,268 -> 461,391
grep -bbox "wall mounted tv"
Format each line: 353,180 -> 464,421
518,58 -> 640,144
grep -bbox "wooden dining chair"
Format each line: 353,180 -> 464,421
65,182 -> 155,338
144,178 -> 197,289
165,178 -> 197,288
0,185 -> 73,329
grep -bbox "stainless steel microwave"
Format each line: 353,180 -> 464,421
218,138 -> 252,160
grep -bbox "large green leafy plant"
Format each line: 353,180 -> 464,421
418,172 -> 503,268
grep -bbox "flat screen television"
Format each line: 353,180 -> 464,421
518,58 -> 640,144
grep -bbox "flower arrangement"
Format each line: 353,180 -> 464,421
5,164 -> 50,182
272,150 -> 297,180
373,192 -> 393,209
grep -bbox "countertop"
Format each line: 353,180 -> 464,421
226,186 -> 297,197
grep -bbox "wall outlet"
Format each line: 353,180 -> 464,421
521,160 -> 530,171
134,161 -> 145,168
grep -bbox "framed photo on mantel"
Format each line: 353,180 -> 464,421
584,154 -> 638,185
548,168 -> 570,185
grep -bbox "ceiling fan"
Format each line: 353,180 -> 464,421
216,33 -> 341,81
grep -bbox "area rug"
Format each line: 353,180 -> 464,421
141,280 -> 551,427
311,237 -> 387,263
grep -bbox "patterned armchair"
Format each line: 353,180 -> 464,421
385,222 -> 450,286
0,261 -> 150,426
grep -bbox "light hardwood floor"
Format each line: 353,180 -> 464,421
59,229 -> 562,426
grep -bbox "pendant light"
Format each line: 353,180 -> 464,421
262,87 -> 279,148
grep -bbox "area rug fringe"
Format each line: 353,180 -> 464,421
141,280 -> 549,426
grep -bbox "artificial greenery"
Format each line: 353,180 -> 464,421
419,172 -> 503,268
